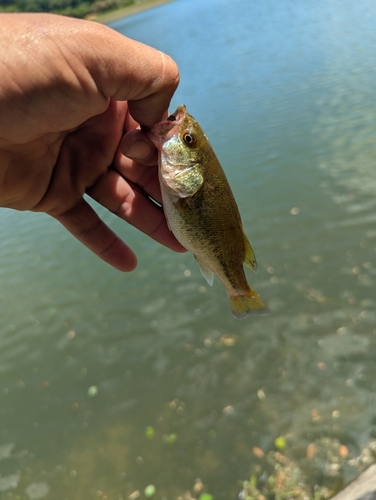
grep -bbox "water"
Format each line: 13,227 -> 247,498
1,0 -> 376,498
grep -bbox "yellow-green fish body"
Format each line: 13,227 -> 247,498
149,105 -> 269,318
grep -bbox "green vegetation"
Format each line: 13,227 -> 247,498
0,0 -> 135,19
236,438 -> 376,500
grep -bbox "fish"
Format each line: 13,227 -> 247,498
148,105 -> 269,318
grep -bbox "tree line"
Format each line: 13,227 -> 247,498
0,0 -> 135,18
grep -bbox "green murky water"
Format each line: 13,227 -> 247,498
1,0 -> 376,498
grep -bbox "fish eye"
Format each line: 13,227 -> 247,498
183,133 -> 195,145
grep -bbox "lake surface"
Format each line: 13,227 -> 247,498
1,0 -> 376,498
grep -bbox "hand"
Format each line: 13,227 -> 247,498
0,13 -> 185,271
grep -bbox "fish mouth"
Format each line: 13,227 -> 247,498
147,104 -> 186,148
166,104 -> 186,124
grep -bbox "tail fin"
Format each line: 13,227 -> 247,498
229,287 -> 270,318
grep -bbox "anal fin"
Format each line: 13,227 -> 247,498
243,234 -> 258,273
194,256 -> 214,286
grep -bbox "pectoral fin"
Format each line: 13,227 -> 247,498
194,256 -> 214,286
163,164 -> 203,198
243,234 -> 258,273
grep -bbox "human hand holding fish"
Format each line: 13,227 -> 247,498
0,12 -> 184,271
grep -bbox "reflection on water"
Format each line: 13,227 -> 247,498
1,0 -> 376,497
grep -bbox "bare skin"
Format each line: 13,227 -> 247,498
0,13 -> 185,271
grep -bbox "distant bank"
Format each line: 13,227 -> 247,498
0,0 -> 175,26
92,0 -> 175,24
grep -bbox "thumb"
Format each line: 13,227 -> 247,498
0,14 -> 179,139
73,18 -> 180,126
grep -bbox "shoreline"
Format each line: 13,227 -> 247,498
92,0 -> 175,24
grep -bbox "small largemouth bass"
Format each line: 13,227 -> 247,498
149,105 -> 269,318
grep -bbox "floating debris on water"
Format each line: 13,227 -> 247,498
163,433 -> 177,445
25,482 -> 50,500
252,447 -> 265,459
128,491 -> 140,500
237,438 -> 376,500
87,385 -> 98,397
145,426 -> 155,439
193,479 -> 204,494
257,389 -> 266,400
290,207 -> 301,215
0,473 -> 21,492
0,442 -> 15,460
274,436 -> 287,450
144,484 -> 156,497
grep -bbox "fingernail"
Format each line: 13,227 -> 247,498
125,139 -> 153,160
